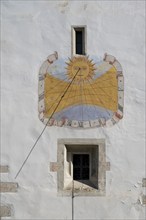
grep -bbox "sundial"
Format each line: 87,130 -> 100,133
38,52 -> 124,128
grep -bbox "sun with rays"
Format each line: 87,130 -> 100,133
66,56 -> 96,82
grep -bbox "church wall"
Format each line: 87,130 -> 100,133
1,1 -> 145,219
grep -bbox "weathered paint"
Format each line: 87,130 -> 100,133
1,1 -> 145,219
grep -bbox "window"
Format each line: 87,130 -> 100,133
72,26 -> 86,56
57,139 -> 110,196
73,154 -> 89,180
75,30 -> 83,54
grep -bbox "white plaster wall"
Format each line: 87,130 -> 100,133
1,0 -> 145,219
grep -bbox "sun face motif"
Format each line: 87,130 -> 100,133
66,56 -> 96,82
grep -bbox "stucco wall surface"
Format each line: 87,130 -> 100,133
1,0 -> 145,219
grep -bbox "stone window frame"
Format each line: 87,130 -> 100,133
57,138 -> 110,196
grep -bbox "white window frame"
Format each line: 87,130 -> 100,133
71,26 -> 87,57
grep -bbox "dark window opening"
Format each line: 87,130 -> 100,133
74,28 -> 85,55
76,31 -> 83,55
73,154 -> 89,180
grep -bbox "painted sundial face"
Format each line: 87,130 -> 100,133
38,52 -> 124,128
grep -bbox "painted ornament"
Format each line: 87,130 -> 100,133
38,52 -> 124,128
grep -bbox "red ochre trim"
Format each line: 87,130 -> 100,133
115,112 -> 123,119
103,53 -> 107,61
47,59 -> 53,64
109,58 -> 116,65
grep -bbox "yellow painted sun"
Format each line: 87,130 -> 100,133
66,56 -> 96,82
